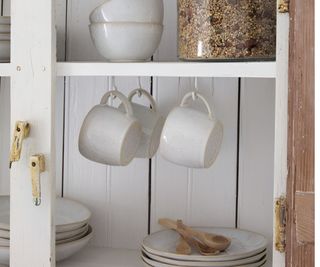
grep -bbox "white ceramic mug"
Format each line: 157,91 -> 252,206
160,92 -> 223,169
119,89 -> 165,158
79,90 -> 142,166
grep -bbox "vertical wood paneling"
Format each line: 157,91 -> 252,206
0,0 -> 10,195
10,0 -> 56,264
151,0 -> 238,232
238,78 -> 275,267
286,0 -> 315,265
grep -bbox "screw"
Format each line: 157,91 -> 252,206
16,66 -> 21,71
32,162 -> 36,167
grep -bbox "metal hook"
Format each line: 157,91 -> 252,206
138,77 -> 143,89
194,77 -> 200,92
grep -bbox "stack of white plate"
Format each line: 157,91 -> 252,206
141,228 -> 268,267
0,196 -> 93,265
0,16 -> 10,62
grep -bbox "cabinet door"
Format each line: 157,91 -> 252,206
10,0 -> 56,266
286,0 -> 315,265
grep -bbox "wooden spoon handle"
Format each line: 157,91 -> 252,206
158,218 -> 178,230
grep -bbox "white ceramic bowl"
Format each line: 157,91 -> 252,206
0,25 -> 10,33
0,17 -> 10,25
0,41 -> 10,62
90,0 -> 163,24
89,22 -> 163,62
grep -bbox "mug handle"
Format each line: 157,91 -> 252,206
128,88 -> 157,112
180,91 -> 214,120
100,90 -> 134,117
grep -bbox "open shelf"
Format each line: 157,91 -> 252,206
57,247 -> 141,267
56,61 -> 276,78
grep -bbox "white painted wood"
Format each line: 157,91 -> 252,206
273,6 -> 290,266
57,62 -> 276,78
55,0 -> 68,197
57,247 -> 141,267
238,78 -> 275,267
10,0 -> 56,266
0,77 -> 10,195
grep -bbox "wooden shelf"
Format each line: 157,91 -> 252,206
57,247 -> 141,267
56,61 -> 276,78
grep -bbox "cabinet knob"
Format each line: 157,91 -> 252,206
30,154 -> 45,206
9,121 -> 30,168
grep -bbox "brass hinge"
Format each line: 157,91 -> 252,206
275,196 -> 287,253
278,0 -> 289,13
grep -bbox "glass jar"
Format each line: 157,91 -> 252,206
178,0 -> 276,61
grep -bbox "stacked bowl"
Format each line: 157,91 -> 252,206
141,228 -> 268,267
0,196 -> 93,265
0,16 -> 10,62
89,0 -> 164,62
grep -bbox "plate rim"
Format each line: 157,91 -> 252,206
142,227 -> 268,262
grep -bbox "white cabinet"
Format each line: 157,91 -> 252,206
0,0 -> 289,266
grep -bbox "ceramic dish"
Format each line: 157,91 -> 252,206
56,224 -> 88,241
0,41 -> 10,62
0,226 -> 93,265
89,0 -> 163,24
142,228 -> 267,262
56,226 -> 89,245
141,248 -> 267,267
0,34 -> 9,40
0,17 -> 10,25
0,238 -> 8,247
141,254 -> 267,267
89,22 -> 163,62
0,230 -> 8,239
0,25 -> 10,33
0,196 -> 91,232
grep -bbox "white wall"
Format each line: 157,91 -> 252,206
0,0 -> 275,265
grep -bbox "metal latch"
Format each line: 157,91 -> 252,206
30,154 -> 45,206
275,196 -> 287,253
278,0 -> 289,13
9,121 -> 30,168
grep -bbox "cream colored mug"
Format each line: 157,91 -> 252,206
160,92 -> 223,168
119,89 -> 164,158
79,90 -> 142,166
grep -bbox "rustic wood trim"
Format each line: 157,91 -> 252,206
286,0 -> 315,265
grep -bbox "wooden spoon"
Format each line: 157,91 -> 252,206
176,220 -> 220,256
158,218 -> 231,251
176,236 -> 191,255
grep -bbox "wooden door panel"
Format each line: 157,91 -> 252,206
286,0 -> 315,265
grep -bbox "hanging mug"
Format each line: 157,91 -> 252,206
160,91 -> 223,168
79,90 -> 142,166
119,89 -> 165,158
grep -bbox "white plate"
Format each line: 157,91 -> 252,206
0,230 -> 8,239
0,196 -> 91,232
142,254 -> 267,267
0,238 -> 8,247
0,226 -> 93,265
56,225 -> 89,245
0,34 -> 9,41
56,224 -> 88,241
0,25 -> 10,33
142,248 -> 267,267
143,228 -> 267,262
0,17 -> 10,25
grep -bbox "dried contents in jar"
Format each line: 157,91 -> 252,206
178,0 -> 276,60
